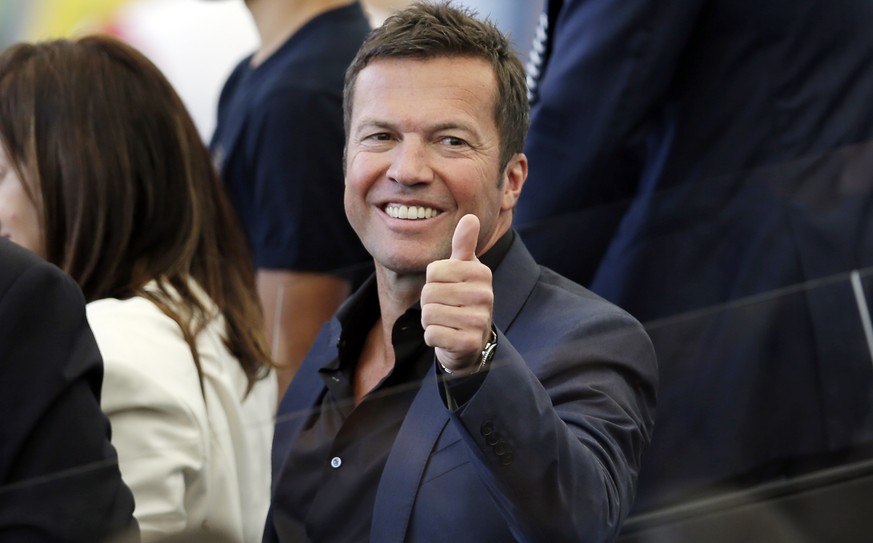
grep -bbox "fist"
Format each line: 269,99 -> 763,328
421,214 -> 494,374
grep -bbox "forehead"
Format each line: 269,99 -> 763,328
350,56 -> 498,128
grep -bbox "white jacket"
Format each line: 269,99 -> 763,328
87,282 -> 276,542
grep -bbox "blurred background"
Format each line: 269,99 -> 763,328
0,0 -> 543,140
5,1 -> 873,541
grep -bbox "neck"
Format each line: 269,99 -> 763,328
245,0 -> 354,67
353,269 -> 420,404
373,266 -> 424,345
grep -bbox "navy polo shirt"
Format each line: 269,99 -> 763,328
210,2 -> 371,281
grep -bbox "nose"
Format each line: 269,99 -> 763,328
387,138 -> 433,186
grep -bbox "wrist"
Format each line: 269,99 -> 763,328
439,325 -> 498,376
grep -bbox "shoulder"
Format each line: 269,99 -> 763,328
0,240 -> 74,302
87,295 -> 205,407
0,241 -> 92,360
215,56 -> 251,119
0,239 -> 40,284
499,238 -> 655,363
87,295 -> 187,355
536,266 -> 650,340
0,238 -> 100,399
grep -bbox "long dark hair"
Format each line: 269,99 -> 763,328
0,35 -> 272,391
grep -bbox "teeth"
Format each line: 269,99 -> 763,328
385,204 -> 440,220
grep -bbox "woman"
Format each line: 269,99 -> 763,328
0,36 -> 276,542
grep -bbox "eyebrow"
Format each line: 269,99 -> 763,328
353,118 -> 479,137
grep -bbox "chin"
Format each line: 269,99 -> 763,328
374,250 -> 439,276
379,258 -> 430,276
369,240 -> 451,276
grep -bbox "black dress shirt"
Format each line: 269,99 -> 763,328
276,230 -> 513,542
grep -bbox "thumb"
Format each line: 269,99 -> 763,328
450,214 -> 480,261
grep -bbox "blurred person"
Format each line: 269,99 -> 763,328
209,0 -> 372,398
0,36 -> 277,542
361,0 -> 411,25
265,3 -> 657,542
0,238 -> 138,543
518,0 -> 873,512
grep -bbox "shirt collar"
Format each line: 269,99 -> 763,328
479,228 -> 514,272
323,227 -> 515,371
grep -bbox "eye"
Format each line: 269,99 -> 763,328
440,135 -> 468,147
365,132 -> 392,142
358,132 -> 394,149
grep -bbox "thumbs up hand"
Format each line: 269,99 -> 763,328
421,214 -> 494,374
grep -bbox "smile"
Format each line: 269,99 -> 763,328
384,204 -> 441,220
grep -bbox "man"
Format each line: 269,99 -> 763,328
266,3 -> 657,542
0,239 -> 137,542
210,0 -> 372,396
518,0 -> 873,512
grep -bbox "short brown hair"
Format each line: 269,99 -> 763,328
343,1 -> 529,169
0,36 -> 272,390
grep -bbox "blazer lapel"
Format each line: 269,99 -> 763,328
370,368 -> 449,543
492,232 -> 541,333
369,233 -> 541,541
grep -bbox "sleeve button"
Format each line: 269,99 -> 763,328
480,421 -> 495,436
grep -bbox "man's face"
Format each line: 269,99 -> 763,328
0,145 -> 42,255
344,56 -> 526,277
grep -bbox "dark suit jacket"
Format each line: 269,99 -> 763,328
518,0 -> 873,511
266,235 -> 657,542
0,239 -> 137,542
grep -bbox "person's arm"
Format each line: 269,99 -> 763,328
455,302 -> 657,542
257,269 -> 351,400
243,90 -> 369,401
100,362 -> 205,542
88,298 -> 211,542
0,246 -> 137,542
421,222 -> 656,541
518,0 -> 704,283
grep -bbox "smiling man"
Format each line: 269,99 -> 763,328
265,3 -> 658,542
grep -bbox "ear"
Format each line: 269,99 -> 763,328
500,152 -> 527,211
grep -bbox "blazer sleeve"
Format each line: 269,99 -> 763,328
451,290 -> 657,542
0,250 -> 137,542
518,0 -> 704,279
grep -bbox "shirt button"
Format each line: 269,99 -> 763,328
330,456 -> 342,469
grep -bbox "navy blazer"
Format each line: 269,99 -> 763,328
519,0 -> 873,511
266,235 -> 657,542
0,239 -> 137,542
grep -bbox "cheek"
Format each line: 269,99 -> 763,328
455,168 -> 501,212
0,186 -> 24,223
343,186 -> 360,229
343,164 -> 372,235
344,154 -> 384,201
343,168 -> 365,211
